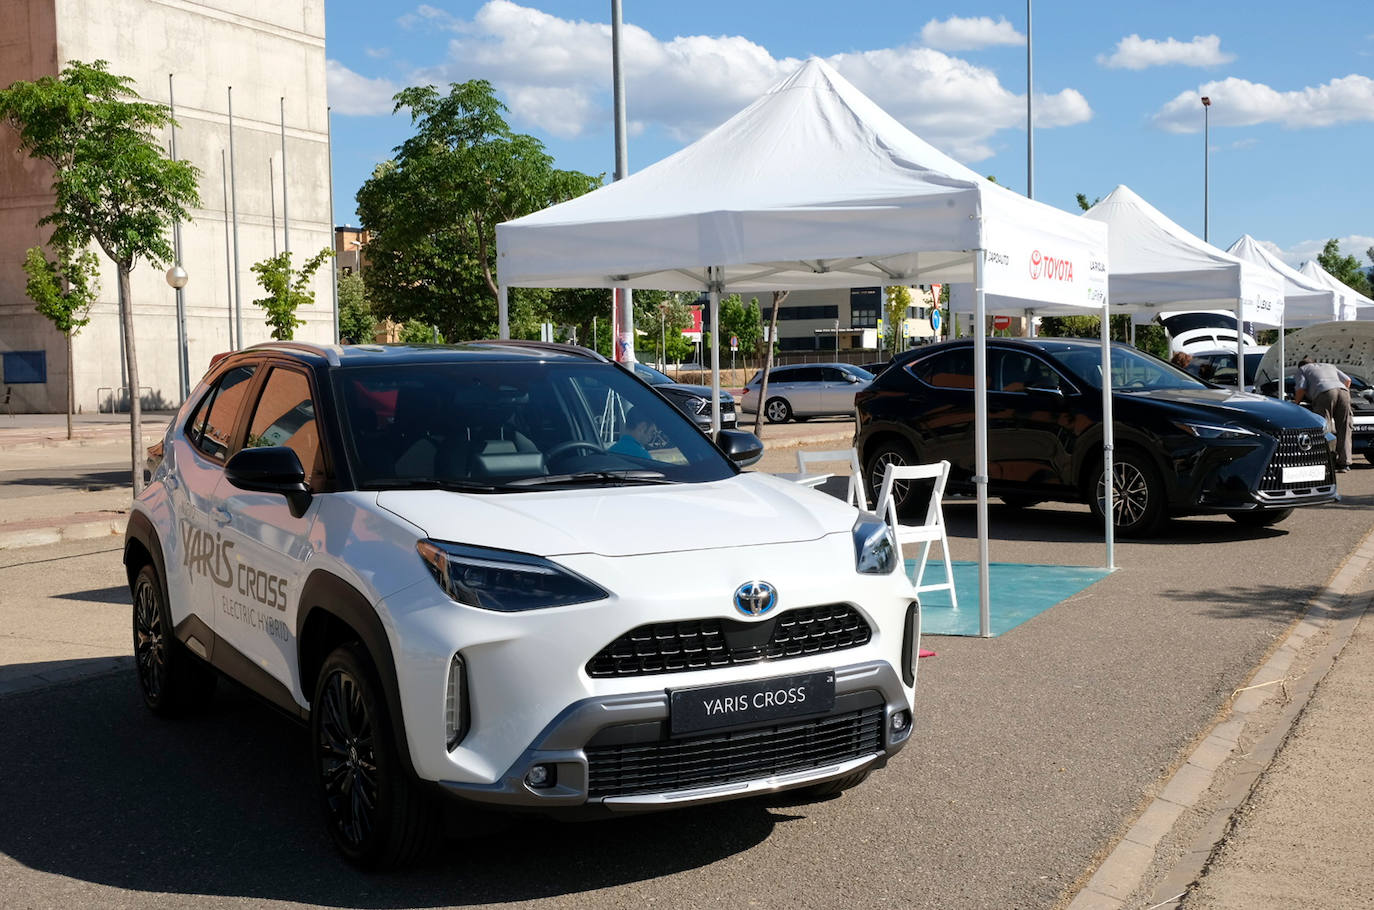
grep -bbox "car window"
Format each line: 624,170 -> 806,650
245,367 -> 327,488
913,349 -> 976,389
992,350 -> 1064,393
820,367 -> 849,382
337,361 -> 735,489
1047,346 -> 1206,391
189,365 -> 256,462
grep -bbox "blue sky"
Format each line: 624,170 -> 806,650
323,0 -> 1374,268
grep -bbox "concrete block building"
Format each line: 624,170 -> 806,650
0,0 -> 334,414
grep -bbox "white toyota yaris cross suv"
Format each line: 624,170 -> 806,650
125,341 -> 921,868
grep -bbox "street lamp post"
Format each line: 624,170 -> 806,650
166,264 -> 189,399
1201,95 -> 1211,242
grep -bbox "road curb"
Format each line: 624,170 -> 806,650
1065,528 -> 1374,909
0,514 -> 126,550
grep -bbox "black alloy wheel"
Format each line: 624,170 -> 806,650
1092,450 -> 1166,537
764,397 -> 792,423
312,643 -> 434,868
866,439 -> 928,516
131,562 -> 214,715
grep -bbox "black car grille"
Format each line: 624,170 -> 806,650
1261,428 -> 1334,492
586,705 -> 884,799
586,604 -> 872,679
720,400 -> 736,415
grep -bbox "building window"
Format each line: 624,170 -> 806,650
2,351 -> 46,384
850,287 -> 880,328
778,304 -> 839,320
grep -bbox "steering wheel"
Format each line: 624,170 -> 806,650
545,440 -> 606,460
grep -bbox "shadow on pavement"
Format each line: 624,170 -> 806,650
0,669 -> 781,906
53,585 -> 128,604
2,468 -> 127,491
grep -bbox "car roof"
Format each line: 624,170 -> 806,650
228,339 -> 610,370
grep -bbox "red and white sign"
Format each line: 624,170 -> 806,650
682,305 -> 703,342
929,283 -> 943,306
1028,250 -> 1074,282
992,315 -> 1012,331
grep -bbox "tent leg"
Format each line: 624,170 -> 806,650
1102,296 -> 1116,570
1236,304 -> 1245,392
499,285 -> 510,340
973,252 -> 991,637
709,267 -> 722,435
1278,314 -> 1286,400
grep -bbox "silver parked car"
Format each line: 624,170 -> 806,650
741,362 -> 874,423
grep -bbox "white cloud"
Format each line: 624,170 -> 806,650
326,60 -> 399,116
364,47 -> 390,60
1262,236 -> 1374,269
407,1 -> 1087,162
919,16 -> 1024,51
1098,34 -> 1234,70
1152,74 -> 1374,132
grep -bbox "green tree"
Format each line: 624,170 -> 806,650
400,320 -> 445,344
250,248 -> 333,340
0,60 -> 200,493
356,81 -> 601,341
633,292 -> 695,365
337,271 -> 375,344
1075,193 -> 1100,212
884,286 -> 912,353
22,244 -> 99,439
1317,239 -> 1372,298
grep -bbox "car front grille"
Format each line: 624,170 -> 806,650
586,704 -> 884,799
586,604 -> 872,679
1261,427 -> 1335,493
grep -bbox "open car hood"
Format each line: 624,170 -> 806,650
1254,321 -> 1374,389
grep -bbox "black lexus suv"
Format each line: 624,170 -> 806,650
854,338 -> 1337,536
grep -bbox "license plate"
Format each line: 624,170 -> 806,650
670,671 -> 835,736
1283,464 -> 1327,484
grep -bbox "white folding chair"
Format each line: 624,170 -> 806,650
876,460 -> 957,609
795,448 -> 868,509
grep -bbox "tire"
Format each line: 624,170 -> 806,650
312,643 -> 437,869
131,562 -> 215,715
865,439 -> 929,516
799,768 -> 871,799
1089,449 -> 1166,537
1228,508 -> 1294,528
1365,453 -> 1374,466
764,397 -> 792,423
999,494 -> 1041,510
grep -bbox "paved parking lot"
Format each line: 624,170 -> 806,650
0,425 -> 1371,908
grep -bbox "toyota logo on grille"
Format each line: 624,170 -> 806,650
734,581 -> 777,617
1297,433 -> 1313,452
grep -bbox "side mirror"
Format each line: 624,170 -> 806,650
846,374 -> 861,383
225,446 -> 312,518
715,429 -> 764,467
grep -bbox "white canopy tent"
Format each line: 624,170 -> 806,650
1298,261 -> 1374,320
497,58 -> 1111,635
1226,234 -> 1341,395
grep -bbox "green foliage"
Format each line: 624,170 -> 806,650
22,245 -> 99,336
250,248 -> 333,341
884,286 -> 912,351
633,291 -> 696,363
703,294 -> 762,357
400,320 -> 445,344
337,272 -> 375,344
1037,314 -> 1168,359
355,80 -> 601,341
1075,193 -> 1100,212
1317,239 -> 1372,298
0,60 -> 200,271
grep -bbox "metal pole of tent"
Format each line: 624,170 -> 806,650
973,251 -> 991,637
1236,304 -> 1245,392
499,285 -> 509,339
1101,296 -> 1116,570
709,266 -> 722,435
1278,312 -> 1285,400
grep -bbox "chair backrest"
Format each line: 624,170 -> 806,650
796,448 -> 867,509
876,460 -> 950,531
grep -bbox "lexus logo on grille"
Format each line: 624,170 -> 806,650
734,581 -> 777,617
1297,433 -> 1313,452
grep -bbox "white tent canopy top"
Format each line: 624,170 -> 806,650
497,58 -> 1106,312
1225,234 -> 1338,327
1297,261 -> 1374,320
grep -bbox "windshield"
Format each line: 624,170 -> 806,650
336,361 -> 735,490
632,363 -> 674,385
1046,346 -> 1208,392
842,365 -> 875,381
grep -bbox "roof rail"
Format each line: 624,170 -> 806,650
470,339 -> 609,363
247,340 -> 342,367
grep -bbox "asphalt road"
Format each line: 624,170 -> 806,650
1,467 -> 1372,908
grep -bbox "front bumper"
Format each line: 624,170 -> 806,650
1169,428 -> 1339,513
438,659 -> 910,814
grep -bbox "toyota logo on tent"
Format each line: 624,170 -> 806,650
1029,249 -> 1043,279
734,581 -> 777,617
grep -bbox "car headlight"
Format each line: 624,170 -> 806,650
852,514 -> 898,575
1173,421 -> 1258,439
416,540 -> 610,611
683,395 -> 708,414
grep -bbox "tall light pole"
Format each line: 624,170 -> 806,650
1201,95 -> 1211,242
167,74 -> 189,401
1026,0 -> 1033,200
611,0 -> 636,364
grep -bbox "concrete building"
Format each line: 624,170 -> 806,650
772,285 -> 941,357
0,0 -> 334,414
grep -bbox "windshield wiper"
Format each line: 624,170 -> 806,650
363,477 -> 506,493
506,470 -> 671,488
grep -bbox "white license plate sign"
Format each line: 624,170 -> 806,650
669,670 -> 835,736
1283,464 -> 1326,484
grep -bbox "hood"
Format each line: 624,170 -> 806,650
375,473 -> 857,558
1130,387 -> 1325,431
1254,321 -> 1374,389
660,382 -> 734,401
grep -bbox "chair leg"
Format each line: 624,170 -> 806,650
940,530 -> 958,610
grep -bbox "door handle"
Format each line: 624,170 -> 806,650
211,507 -> 233,526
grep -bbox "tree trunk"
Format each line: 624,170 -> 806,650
65,331 -> 73,440
753,290 -> 787,436
118,265 -> 144,495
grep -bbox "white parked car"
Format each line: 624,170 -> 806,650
125,340 -> 920,868
741,362 -> 874,422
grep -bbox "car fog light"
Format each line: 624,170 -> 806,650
526,764 -> 555,789
891,710 -> 909,733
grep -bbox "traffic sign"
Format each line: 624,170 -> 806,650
930,309 -> 942,332
729,335 -> 738,351
992,315 -> 1012,331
